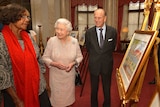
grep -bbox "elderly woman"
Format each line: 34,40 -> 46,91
42,18 -> 83,107
0,3 -> 51,107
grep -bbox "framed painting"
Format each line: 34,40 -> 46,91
79,31 -> 86,46
118,30 -> 158,93
70,31 -> 79,39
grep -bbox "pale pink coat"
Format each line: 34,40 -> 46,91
42,36 -> 83,107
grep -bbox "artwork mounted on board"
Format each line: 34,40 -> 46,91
118,30 -> 158,93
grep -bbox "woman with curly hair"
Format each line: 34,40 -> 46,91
0,3 -> 51,107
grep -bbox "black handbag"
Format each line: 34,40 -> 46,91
75,67 -> 82,86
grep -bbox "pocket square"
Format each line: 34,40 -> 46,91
108,38 -> 113,42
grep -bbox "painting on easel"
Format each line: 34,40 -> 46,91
119,31 -> 151,92
118,30 -> 158,93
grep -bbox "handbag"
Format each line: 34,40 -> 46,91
75,67 -> 82,86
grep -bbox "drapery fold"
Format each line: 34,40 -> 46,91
71,0 -> 103,7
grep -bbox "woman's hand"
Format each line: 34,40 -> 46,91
65,62 -> 76,72
6,87 -> 24,107
50,61 -> 67,70
50,61 -> 76,72
14,99 -> 24,107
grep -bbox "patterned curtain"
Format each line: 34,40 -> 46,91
71,0 -> 103,7
119,0 -> 145,7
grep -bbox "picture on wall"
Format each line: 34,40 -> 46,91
70,31 -> 79,39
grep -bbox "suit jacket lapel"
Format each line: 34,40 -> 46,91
104,25 -> 108,44
92,27 -> 100,49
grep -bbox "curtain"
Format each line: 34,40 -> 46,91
117,0 -> 145,51
118,0 -> 145,41
71,0 -> 103,7
71,0 -> 103,28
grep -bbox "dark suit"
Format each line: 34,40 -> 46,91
85,25 -> 117,107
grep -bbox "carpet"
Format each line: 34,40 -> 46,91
73,52 -> 156,107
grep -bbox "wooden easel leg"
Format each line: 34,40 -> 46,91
121,100 -> 127,107
130,100 -> 138,107
121,103 -> 126,107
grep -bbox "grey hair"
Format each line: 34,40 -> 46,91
54,18 -> 73,32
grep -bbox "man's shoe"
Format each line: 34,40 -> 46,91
149,79 -> 156,84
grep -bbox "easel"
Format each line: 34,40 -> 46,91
152,0 -> 160,93
116,0 -> 160,106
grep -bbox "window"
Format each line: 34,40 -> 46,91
127,1 -> 144,40
76,4 -> 97,45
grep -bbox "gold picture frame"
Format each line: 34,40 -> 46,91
79,30 -> 86,46
117,30 -> 158,99
70,31 -> 79,39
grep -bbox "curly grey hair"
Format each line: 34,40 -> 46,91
54,18 -> 73,32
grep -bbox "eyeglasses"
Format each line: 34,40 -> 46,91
21,15 -> 31,20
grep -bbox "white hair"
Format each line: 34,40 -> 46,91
54,18 -> 73,32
